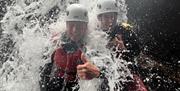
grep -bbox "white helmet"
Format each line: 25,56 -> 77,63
97,0 -> 118,16
66,4 -> 89,22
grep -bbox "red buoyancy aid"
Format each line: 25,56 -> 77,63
53,48 -> 82,82
127,74 -> 147,91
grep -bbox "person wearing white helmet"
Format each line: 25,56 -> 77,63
96,0 -> 147,91
97,0 -> 118,31
39,4 -> 100,91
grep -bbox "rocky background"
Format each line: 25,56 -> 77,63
127,0 -> 180,66
126,0 -> 180,90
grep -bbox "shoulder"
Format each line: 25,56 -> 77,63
54,47 -> 66,55
51,47 -> 64,63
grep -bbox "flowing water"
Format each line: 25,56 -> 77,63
0,0 -> 131,91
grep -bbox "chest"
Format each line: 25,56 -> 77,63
54,48 -> 82,70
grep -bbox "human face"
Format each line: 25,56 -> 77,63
98,12 -> 117,31
66,21 -> 88,42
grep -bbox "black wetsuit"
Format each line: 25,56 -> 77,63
98,23 -> 141,91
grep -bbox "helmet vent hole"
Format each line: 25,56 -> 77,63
115,3 -> 117,7
84,12 -> 87,17
97,4 -> 101,9
67,11 -> 69,16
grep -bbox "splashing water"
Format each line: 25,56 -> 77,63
0,0 -> 130,91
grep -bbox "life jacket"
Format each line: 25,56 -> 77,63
51,32 -> 87,82
126,74 -> 147,91
53,47 -> 83,82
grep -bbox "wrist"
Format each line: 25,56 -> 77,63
96,70 -> 104,78
95,70 -> 100,78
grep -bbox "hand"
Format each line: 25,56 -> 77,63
110,34 -> 126,49
77,54 -> 100,80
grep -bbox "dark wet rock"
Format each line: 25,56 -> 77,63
127,0 -> 180,90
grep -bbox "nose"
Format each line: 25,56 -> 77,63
108,17 -> 114,23
105,17 -> 114,26
72,24 -> 76,30
73,25 -> 80,34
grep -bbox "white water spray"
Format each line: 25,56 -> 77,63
0,0 -> 129,91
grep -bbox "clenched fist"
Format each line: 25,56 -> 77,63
77,54 -> 100,80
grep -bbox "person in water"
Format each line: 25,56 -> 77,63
95,0 -> 147,90
39,4 -> 100,91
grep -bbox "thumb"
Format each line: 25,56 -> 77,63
81,53 -> 88,63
